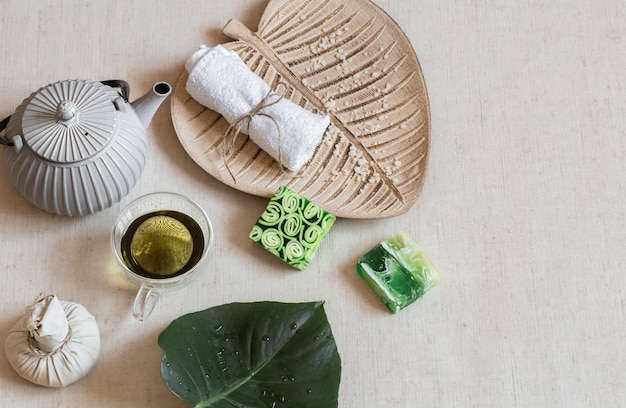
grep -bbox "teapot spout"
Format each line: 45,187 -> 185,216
131,82 -> 172,129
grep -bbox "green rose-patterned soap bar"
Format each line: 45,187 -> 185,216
356,232 -> 441,313
250,186 -> 336,270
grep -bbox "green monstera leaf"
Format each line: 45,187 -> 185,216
159,301 -> 341,408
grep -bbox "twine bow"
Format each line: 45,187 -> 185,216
222,82 -> 288,183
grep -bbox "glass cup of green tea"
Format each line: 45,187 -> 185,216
111,192 -> 213,321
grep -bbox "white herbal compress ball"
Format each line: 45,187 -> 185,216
4,295 -> 100,387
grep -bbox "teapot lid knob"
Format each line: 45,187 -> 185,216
56,100 -> 79,125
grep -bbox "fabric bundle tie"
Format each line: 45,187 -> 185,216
223,83 -> 287,181
185,45 -> 330,178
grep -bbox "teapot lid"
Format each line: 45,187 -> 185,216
20,80 -> 119,163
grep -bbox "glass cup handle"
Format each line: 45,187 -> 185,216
132,284 -> 161,321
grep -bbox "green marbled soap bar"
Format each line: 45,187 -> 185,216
250,186 -> 336,270
356,232 -> 441,313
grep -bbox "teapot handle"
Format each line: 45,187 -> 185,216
0,116 -> 13,146
101,80 -> 130,102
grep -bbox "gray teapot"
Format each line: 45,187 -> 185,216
1,79 -> 171,216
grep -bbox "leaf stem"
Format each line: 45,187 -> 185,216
194,373 -> 255,408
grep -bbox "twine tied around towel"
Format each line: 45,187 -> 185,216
222,82 -> 288,183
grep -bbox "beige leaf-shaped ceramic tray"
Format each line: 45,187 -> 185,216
171,0 -> 431,219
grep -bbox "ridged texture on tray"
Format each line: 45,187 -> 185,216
171,0 -> 430,219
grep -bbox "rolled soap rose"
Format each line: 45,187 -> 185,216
250,186 -> 336,270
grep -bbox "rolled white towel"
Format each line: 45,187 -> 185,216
185,45 -> 330,173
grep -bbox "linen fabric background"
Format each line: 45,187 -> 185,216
0,1 -> 624,407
